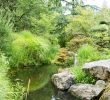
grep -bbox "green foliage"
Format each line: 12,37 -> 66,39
0,9 -> 13,36
31,13 -> 58,35
91,24 -> 109,32
65,7 -> 95,35
10,82 -> 24,100
95,9 -> 110,24
14,0 -> 48,31
71,66 -> 95,84
77,44 -> 100,64
2,1 -> 110,100
0,9 -> 13,51
67,35 -> 93,51
0,52 -> 24,100
52,14 -> 68,47
10,31 -> 59,68
99,48 -> 110,60
92,32 -> 110,48
0,53 -> 10,100
0,0 -> 17,11
65,8 -> 110,50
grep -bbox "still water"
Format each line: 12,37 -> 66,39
10,65 -> 77,100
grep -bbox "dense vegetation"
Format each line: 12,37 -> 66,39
0,0 -> 110,99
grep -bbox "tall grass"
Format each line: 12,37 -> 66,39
10,31 -> 59,68
71,66 -> 96,84
77,44 -> 100,64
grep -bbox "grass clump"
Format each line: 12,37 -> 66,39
77,44 -> 100,64
10,31 -> 59,68
71,66 -> 96,84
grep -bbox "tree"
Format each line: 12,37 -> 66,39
14,0 -> 49,31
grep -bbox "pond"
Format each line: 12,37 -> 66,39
10,65 -> 77,100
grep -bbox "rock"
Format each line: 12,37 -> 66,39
95,80 -> 106,88
68,82 -> 105,100
83,59 -> 110,80
52,70 -> 74,90
99,83 -> 110,100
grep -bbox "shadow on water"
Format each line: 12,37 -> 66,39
10,65 -> 80,100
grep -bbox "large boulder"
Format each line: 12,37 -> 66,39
83,59 -> 110,80
68,80 -> 105,100
99,83 -> 110,100
52,70 -> 74,90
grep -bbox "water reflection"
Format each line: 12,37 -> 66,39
10,65 -> 58,91
10,65 -> 79,100
28,82 -> 76,100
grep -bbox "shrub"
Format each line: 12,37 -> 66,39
91,24 -> 109,32
71,66 -> 96,84
53,48 -> 68,66
77,44 -> 100,64
10,31 -> 59,68
67,35 -> 93,51
99,48 -> 110,59
91,32 -> 110,48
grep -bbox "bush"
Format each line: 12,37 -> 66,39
91,32 -> 110,48
91,24 -> 109,32
71,66 -> 95,84
99,48 -> 110,60
67,35 -> 93,51
53,48 -> 68,66
10,31 -> 59,68
77,44 -> 100,64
